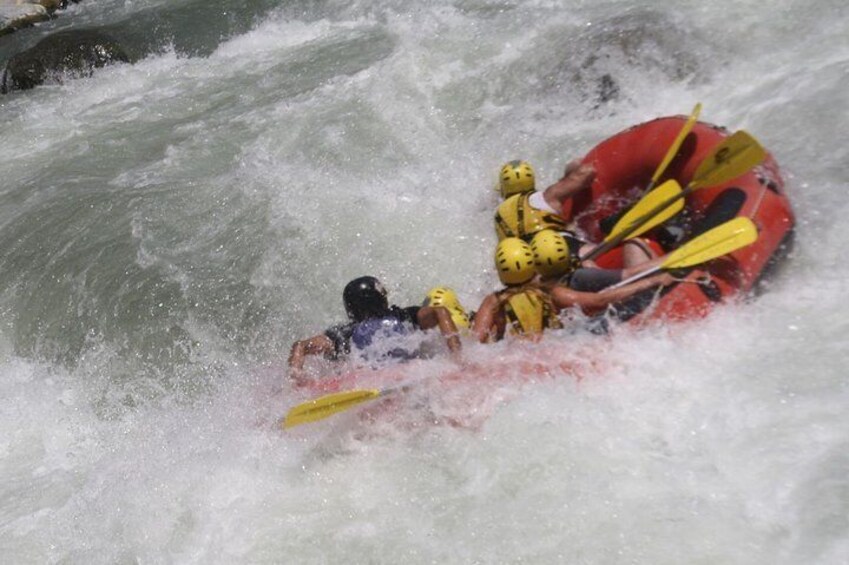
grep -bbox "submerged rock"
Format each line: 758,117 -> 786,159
1,28 -> 132,92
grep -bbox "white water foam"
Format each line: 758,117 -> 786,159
1,1 -> 847,563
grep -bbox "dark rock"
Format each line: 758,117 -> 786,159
2,28 -> 132,93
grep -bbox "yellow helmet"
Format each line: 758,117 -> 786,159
531,229 -> 575,278
504,291 -> 562,337
498,160 -> 535,198
423,287 -> 471,329
424,287 -> 460,309
495,238 -> 536,286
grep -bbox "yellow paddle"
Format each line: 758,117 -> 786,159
282,385 -> 406,429
582,129 -> 766,261
600,179 -> 684,243
603,217 -> 758,291
580,103 -> 698,258
647,102 -> 702,192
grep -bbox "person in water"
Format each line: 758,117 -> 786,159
287,276 -> 461,386
471,238 -> 674,343
494,159 -> 659,271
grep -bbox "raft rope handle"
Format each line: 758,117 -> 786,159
750,182 -> 769,218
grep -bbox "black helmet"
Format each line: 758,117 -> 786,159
343,276 -> 389,322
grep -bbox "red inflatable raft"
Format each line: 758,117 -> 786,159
281,116 -> 797,430
564,116 -> 795,322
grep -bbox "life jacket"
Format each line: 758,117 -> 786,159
350,316 -> 416,360
494,192 -> 568,241
499,287 -> 563,337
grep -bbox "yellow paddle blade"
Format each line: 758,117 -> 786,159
603,180 -> 684,243
662,217 -> 758,270
650,102 -> 702,185
283,389 -> 381,429
690,131 -> 766,189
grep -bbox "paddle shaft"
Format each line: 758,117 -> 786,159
283,379 -> 417,428
606,265 -> 663,291
647,103 -> 702,190
581,105 -> 701,262
581,184 -> 695,262
603,217 -> 758,291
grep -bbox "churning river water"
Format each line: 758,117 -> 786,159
1,0 -> 847,563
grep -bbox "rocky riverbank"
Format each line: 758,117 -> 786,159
0,0 -> 71,37
1,0 -> 287,94
0,0 -> 136,94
